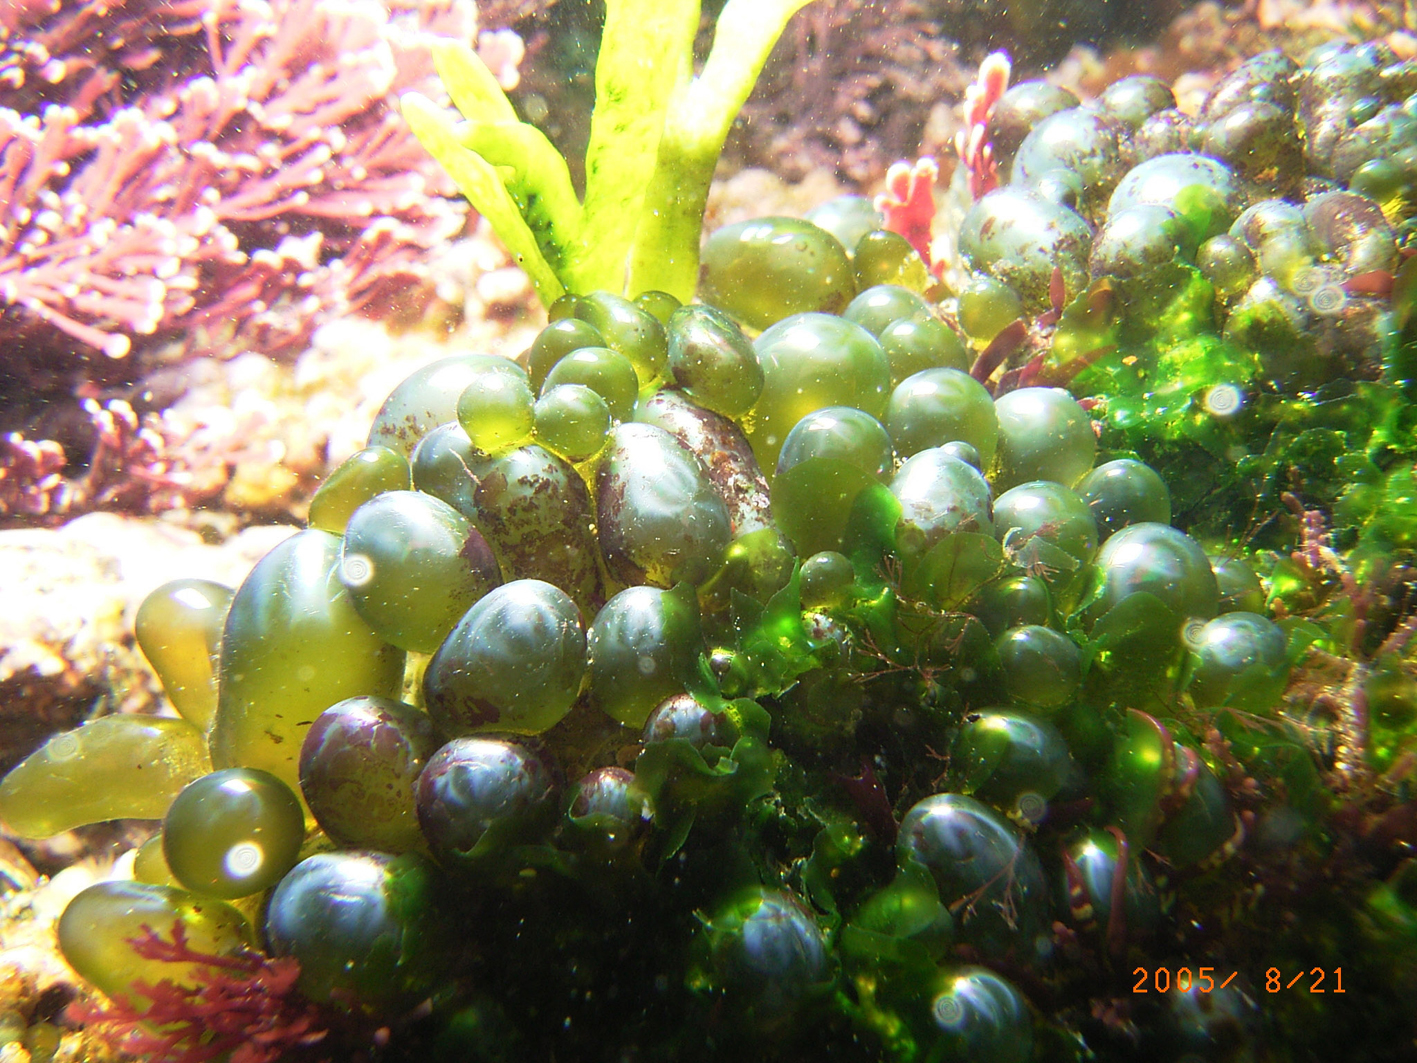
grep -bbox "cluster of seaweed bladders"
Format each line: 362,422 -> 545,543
4,40 -> 1417,1063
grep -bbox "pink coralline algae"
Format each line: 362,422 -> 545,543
0,397 -> 223,521
0,0 -> 480,363
953,49 -> 1010,202
875,156 -> 938,271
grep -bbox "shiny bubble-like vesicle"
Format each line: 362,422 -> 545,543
369,354 -> 522,457
568,766 -> 651,847
842,283 -> 931,338
575,290 -> 669,387
703,887 -> 830,1020
423,579 -> 585,736
952,711 -> 1074,813
456,367 -> 535,455
525,317 -> 604,393
210,529 -> 406,797
162,767 -> 304,899
666,304 -> 764,419
885,367 -> 998,464
134,578 -> 233,730
341,490 -> 502,654
959,187 -> 1091,312
991,387 -> 1096,491
924,966 -> 1033,1063
307,445 -> 412,535
299,696 -> 443,853
890,448 -> 994,557
595,423 -> 732,588
1187,611 -> 1291,710
699,217 -> 856,331
897,793 -> 1048,948
1088,522 -> 1220,623
587,586 -> 703,729
1076,459 -> 1171,540
543,346 -> 640,422
265,851 -> 446,1010
748,312 -> 890,474
777,406 -> 894,481
414,736 -> 559,864
994,625 -> 1082,710
993,479 -> 1099,576
60,882 -> 255,1005
474,443 -> 604,617
0,715 -> 211,839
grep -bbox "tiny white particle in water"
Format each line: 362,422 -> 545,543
933,993 -> 965,1028
341,552 -> 374,586
1309,284 -> 1348,316
1182,618 -> 1208,647
224,842 -> 263,878
1016,791 -> 1047,824
1205,384 -> 1243,417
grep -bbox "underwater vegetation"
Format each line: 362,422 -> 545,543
0,0 -> 481,363
505,0 -> 1194,189
0,0 -> 530,526
3,2 -> 1417,1062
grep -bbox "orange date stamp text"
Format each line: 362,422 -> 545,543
1131,967 -> 1346,994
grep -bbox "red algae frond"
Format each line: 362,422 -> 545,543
954,49 -> 1011,201
68,922 -> 328,1063
875,156 -> 939,271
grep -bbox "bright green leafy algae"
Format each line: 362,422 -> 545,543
401,0 -> 821,303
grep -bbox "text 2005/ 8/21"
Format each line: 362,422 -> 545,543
1132,967 -> 1347,993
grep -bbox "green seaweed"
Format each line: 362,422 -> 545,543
401,0 -> 819,305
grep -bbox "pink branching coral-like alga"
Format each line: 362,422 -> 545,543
0,0 -> 481,361
874,156 -> 938,270
0,397 -> 223,521
953,49 -> 1010,201
67,921 -> 328,1063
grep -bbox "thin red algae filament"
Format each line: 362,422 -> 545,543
68,922 -> 328,1063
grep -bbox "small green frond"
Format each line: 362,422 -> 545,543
457,120 -> 583,278
430,39 -> 519,124
401,92 -> 566,305
628,0 -> 822,300
410,0 -> 817,304
685,0 -> 820,131
425,41 -> 583,301
573,0 -> 702,295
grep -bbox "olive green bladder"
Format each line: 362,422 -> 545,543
0,715 -> 211,838
134,578 -> 233,732
58,881 -> 255,1006
341,490 -> 502,654
595,423 -> 731,588
208,529 -> 406,800
307,445 -> 411,535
